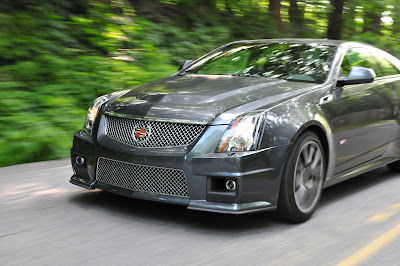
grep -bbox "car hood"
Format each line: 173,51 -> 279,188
104,75 -> 315,124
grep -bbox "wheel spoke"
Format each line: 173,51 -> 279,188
302,184 -> 317,207
307,178 -> 320,193
311,163 -> 322,179
308,145 -> 315,165
300,187 -> 310,206
295,169 -> 303,188
304,178 -> 314,190
311,148 -> 321,170
301,148 -> 309,165
295,183 -> 307,201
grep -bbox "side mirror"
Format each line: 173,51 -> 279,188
179,60 -> 193,71
336,66 -> 376,87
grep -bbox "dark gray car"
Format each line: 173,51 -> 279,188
70,39 -> 400,222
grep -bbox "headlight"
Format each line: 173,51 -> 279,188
85,90 -> 129,134
217,112 -> 266,152
85,95 -> 109,132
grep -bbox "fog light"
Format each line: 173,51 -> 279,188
76,156 -> 85,165
225,180 -> 236,191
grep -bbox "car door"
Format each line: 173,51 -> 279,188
375,50 -> 400,142
321,47 -> 399,174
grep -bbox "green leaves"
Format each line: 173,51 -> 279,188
0,0 -> 175,167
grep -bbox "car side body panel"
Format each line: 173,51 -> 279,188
321,77 -> 400,174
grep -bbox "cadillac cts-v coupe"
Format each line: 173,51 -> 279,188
70,39 -> 400,222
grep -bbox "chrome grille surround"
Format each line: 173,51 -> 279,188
96,157 -> 189,198
104,115 -> 206,148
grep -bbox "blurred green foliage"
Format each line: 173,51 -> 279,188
1,0 -> 400,166
0,0 -> 175,166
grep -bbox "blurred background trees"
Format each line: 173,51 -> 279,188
0,0 -> 399,166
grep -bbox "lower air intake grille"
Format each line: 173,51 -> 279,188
96,158 -> 189,198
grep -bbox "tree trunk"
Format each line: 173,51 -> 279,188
289,0 -> 300,24
204,0 -> 217,10
327,0 -> 345,40
340,0 -> 357,39
362,2 -> 383,35
363,12 -> 382,35
269,0 -> 283,30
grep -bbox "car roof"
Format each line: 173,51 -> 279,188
227,38 -> 370,48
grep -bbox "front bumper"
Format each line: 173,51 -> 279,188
70,174 -> 276,214
70,121 -> 290,214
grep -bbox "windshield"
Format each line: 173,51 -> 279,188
184,42 -> 337,84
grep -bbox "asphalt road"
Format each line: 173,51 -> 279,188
1,159 -> 400,265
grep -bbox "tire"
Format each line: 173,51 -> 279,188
388,160 -> 400,172
277,131 -> 326,223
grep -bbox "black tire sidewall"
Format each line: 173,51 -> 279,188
277,131 -> 326,222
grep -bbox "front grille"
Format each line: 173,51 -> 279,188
104,115 -> 206,148
96,158 -> 189,198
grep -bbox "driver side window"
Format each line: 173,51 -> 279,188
341,48 -> 400,78
340,48 -> 379,78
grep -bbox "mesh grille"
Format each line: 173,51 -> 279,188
104,115 -> 206,148
96,158 -> 189,198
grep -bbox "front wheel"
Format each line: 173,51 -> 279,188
277,131 -> 326,223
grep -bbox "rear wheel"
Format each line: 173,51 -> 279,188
277,131 -> 326,223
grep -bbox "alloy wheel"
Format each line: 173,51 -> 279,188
293,140 -> 324,213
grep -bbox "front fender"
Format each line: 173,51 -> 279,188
260,90 -> 336,181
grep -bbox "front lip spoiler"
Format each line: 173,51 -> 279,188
70,175 -> 95,190
70,175 -> 276,214
188,200 -> 276,214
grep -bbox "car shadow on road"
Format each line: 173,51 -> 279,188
69,190 -> 280,233
69,166 -> 398,233
319,166 -> 398,207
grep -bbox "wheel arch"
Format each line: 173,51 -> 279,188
276,121 -> 333,197
276,126 -> 329,222
293,123 -> 330,168
287,120 -> 333,175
